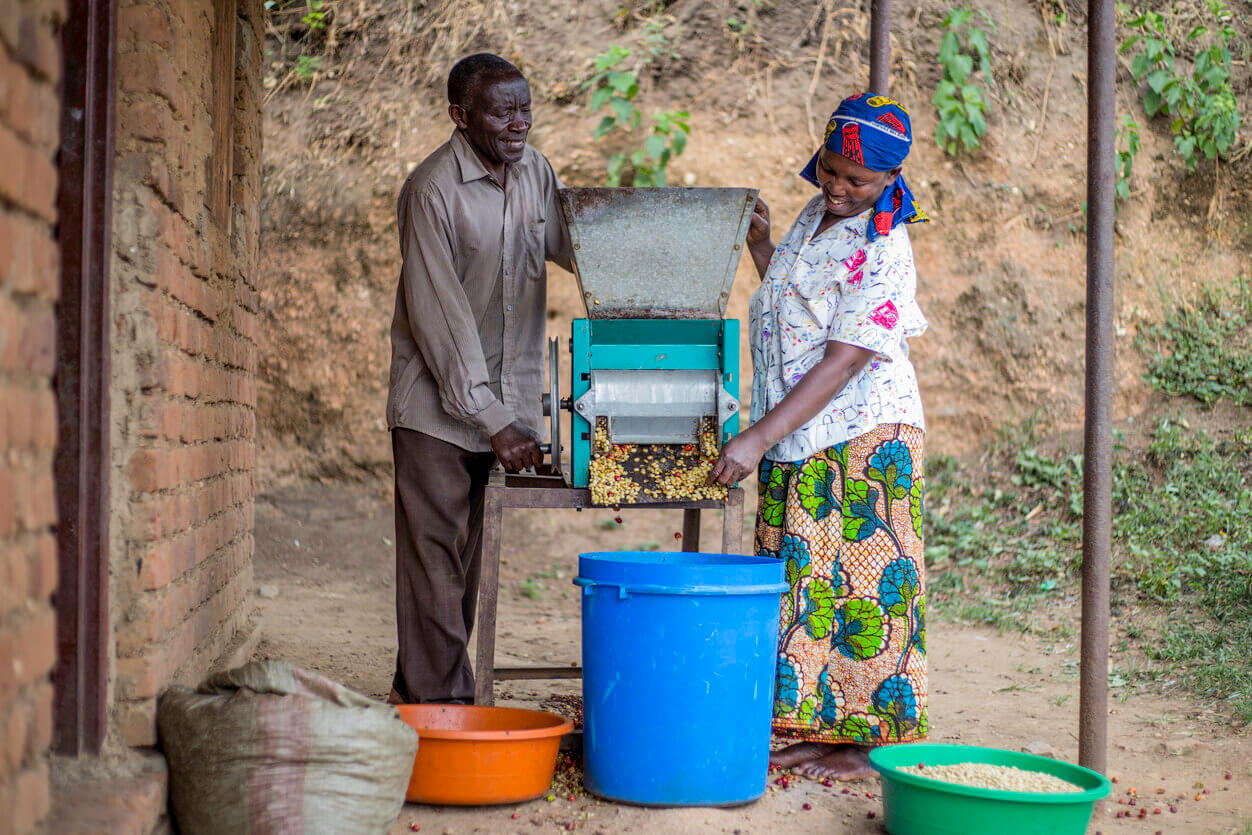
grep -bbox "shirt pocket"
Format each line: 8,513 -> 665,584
522,217 -> 547,280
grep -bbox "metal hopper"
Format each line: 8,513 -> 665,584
558,187 -> 759,319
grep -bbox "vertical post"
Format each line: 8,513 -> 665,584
206,0 -> 237,227
720,488 -> 746,555
869,0 -> 891,94
681,509 -> 701,552
1079,0 -> 1115,775
54,0 -> 117,755
474,485 -> 505,706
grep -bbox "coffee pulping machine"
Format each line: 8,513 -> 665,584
541,186 -> 758,502
475,186 -> 758,705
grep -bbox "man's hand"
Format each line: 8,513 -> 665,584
710,427 -> 770,487
491,421 -> 543,473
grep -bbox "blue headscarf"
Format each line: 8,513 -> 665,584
800,94 -> 928,241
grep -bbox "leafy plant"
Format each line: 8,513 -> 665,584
585,46 -> 640,138
933,7 -> 995,155
583,46 -> 690,186
1120,0 -> 1241,170
1138,276 -> 1252,405
265,1 -> 329,88
641,20 -> 678,61
294,54 -> 320,79
606,110 -> 690,186
302,0 -> 328,30
1115,115 -> 1141,202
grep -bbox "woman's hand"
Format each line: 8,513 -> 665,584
746,197 -> 774,280
711,428 -> 770,487
746,197 -> 771,246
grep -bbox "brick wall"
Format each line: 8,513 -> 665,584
109,0 -> 263,748
0,1 -> 63,831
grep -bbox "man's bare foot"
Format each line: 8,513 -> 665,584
386,688 -> 405,705
795,745 -> 875,781
769,741 -> 836,769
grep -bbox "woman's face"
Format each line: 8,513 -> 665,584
814,148 -> 900,219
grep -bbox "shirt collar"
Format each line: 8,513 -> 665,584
450,130 -> 529,185
805,199 -> 873,238
450,130 -> 494,184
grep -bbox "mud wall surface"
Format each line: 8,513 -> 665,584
108,0 -> 264,748
0,0 -> 63,831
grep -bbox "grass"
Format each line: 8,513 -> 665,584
927,277 -> 1252,723
1138,275 -> 1252,406
518,565 -> 566,600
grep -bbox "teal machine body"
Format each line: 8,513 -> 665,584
567,319 -> 740,488
550,187 -> 758,492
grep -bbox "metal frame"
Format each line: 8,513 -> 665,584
53,0 -> 118,755
473,474 -> 745,705
863,0 -> 1113,772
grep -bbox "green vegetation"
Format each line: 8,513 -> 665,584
928,278 -> 1252,723
294,54 -> 320,80
1115,115 -> 1141,203
1120,0 -> 1241,170
518,565 -> 566,600
1139,276 -> 1252,405
933,7 -> 995,156
301,0 -> 328,29
266,0 -> 331,86
584,45 -> 690,186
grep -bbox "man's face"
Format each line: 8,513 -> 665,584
451,73 -> 532,170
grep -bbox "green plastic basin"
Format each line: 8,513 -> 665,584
869,743 -> 1112,835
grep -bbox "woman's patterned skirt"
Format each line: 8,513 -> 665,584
756,423 -> 927,745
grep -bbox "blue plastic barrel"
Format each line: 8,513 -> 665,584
574,551 -> 787,806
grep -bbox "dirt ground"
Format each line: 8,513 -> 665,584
252,479 -> 1250,834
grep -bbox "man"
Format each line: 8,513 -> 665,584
386,53 -> 572,704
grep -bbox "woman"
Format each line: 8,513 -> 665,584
711,94 -> 929,781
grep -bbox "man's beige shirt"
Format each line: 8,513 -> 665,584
387,130 -> 573,452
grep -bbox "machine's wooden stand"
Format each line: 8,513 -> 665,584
474,472 -> 746,705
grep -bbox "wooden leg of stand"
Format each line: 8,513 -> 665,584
722,487 -> 746,554
474,488 -> 504,706
681,508 -> 700,552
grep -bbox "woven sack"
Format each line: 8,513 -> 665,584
159,659 -> 418,835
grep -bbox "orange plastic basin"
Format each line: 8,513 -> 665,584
396,704 -> 574,806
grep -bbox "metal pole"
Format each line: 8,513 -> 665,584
54,0 -> 117,756
869,0 -> 891,94
1079,0 -> 1115,775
